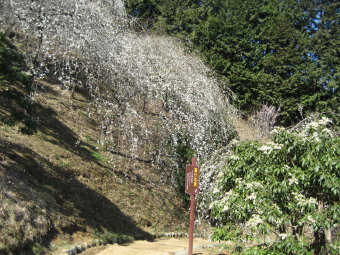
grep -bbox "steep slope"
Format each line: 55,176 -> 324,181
0,79 -> 188,253
0,0 -> 237,253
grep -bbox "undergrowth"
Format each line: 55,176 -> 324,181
0,31 -> 37,135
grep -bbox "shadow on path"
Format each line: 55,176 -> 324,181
0,138 -> 151,253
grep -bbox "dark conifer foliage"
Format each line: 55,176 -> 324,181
126,0 -> 339,125
0,32 -> 37,134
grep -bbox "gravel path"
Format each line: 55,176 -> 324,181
80,238 -> 227,255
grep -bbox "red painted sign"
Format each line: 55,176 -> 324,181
185,158 -> 200,195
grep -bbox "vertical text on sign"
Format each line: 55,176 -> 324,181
194,168 -> 198,188
185,159 -> 200,195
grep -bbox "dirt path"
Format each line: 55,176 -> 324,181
80,238 -> 228,255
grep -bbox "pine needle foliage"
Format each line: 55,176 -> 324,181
0,32 -> 37,134
125,0 -> 339,126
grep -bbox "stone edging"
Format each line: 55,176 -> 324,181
62,232 -> 201,255
63,235 -> 132,255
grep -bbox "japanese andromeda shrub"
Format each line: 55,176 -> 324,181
209,117 -> 339,254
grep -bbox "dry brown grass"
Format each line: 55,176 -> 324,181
233,117 -> 269,143
249,104 -> 280,137
232,104 -> 280,143
0,189 -> 50,252
0,80 -> 187,254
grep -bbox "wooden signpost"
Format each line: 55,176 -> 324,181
185,157 -> 200,255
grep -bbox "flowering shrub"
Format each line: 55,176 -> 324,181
0,0 -> 236,174
209,117 -> 339,254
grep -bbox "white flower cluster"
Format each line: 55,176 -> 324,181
307,215 -> 316,224
209,189 -> 235,211
229,139 -> 240,146
321,128 -> 333,137
305,117 -> 332,131
197,150 -> 232,221
271,126 -> 286,134
279,233 -> 288,240
318,117 -> 332,125
258,142 -> 283,154
245,192 -> 257,201
298,117 -> 334,141
306,122 -> 320,129
235,178 -> 243,184
245,181 -> 263,189
1,0 -> 236,172
288,173 -> 298,185
288,177 -> 298,185
229,155 -> 240,160
234,179 -> 263,190
212,187 -> 221,194
293,192 -> 317,208
246,215 -> 263,228
312,132 -> 321,142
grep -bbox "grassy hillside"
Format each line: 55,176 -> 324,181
0,77 -> 188,254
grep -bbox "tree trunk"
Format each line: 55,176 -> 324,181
291,219 -> 303,236
313,229 -> 326,254
312,200 -> 328,254
324,228 -> 332,244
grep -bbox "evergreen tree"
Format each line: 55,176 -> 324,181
126,0 -> 339,126
307,0 -> 339,124
125,0 -> 160,30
